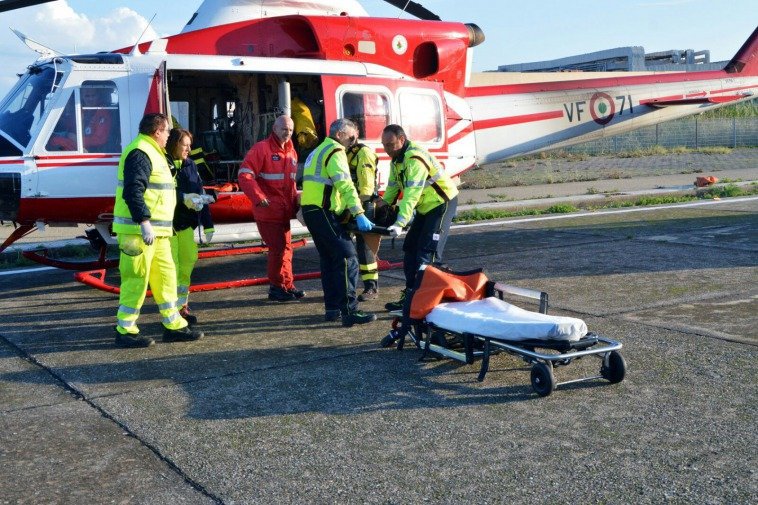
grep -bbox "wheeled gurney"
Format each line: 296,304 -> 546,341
381,265 -> 626,397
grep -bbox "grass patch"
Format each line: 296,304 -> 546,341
700,99 -> 758,118
454,183 -> 758,223
613,146 -> 731,158
454,204 -> 578,222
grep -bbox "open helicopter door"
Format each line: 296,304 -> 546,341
144,60 -> 169,117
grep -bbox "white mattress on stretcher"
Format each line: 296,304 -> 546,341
426,297 -> 587,342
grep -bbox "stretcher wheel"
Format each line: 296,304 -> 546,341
530,362 -> 555,397
601,351 -> 626,384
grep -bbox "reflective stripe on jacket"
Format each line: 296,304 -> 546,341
301,137 -> 363,216
113,134 -> 175,236
382,141 -> 458,227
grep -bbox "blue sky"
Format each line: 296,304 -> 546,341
0,0 -> 755,96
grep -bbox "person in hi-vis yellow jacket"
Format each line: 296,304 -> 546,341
112,113 -> 204,348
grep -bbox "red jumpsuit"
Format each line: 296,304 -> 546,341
238,133 -> 299,292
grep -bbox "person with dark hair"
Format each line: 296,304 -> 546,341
238,115 -> 304,302
166,128 -> 215,324
112,113 -> 203,348
300,118 -> 377,326
380,124 -> 459,312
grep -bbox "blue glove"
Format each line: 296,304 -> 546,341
355,213 -> 374,232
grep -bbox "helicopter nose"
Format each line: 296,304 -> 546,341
0,172 -> 21,221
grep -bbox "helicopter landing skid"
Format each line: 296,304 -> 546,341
20,238 -> 309,271
74,258 -> 402,295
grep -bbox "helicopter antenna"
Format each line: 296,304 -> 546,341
399,1 -> 411,17
130,12 -> 157,55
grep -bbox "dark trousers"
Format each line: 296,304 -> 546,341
302,205 -> 359,314
402,196 -> 458,289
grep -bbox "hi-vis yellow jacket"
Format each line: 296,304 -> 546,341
382,141 -> 458,227
113,134 -> 175,236
347,143 -> 379,202
301,137 -> 364,217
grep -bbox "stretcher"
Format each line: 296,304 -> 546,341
380,265 -> 626,397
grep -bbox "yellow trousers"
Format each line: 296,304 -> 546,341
169,227 -> 199,308
115,234 -> 187,335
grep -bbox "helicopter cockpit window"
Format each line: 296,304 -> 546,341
79,81 -> 120,153
341,91 -> 390,141
46,93 -> 78,151
398,91 -> 442,143
0,65 -> 59,150
46,81 -> 121,153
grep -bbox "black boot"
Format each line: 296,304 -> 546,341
342,310 -> 377,327
384,289 -> 407,312
179,306 -> 198,325
163,326 -> 204,342
268,285 -> 296,302
114,328 -> 154,348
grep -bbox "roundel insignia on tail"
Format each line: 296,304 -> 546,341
590,92 -> 616,125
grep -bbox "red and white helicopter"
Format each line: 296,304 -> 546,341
0,0 -> 756,279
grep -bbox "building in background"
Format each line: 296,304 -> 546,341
497,46 -> 726,73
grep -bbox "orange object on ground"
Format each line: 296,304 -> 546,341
695,176 -> 719,187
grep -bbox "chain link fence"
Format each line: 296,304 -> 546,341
567,117 -> 758,154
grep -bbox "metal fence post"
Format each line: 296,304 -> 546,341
733,117 -> 737,148
695,116 -> 699,150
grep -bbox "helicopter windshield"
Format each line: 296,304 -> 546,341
0,64 -> 61,154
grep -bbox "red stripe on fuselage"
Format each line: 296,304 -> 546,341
35,154 -> 119,160
447,124 -> 475,145
473,111 -> 564,130
17,197 -> 115,224
37,162 -> 119,168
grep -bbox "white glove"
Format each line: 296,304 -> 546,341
140,221 -> 155,245
204,228 -> 214,243
387,225 -> 403,238
183,193 -> 204,212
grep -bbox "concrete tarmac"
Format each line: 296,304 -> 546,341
1,196 -> 756,503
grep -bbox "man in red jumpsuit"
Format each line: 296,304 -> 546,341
238,115 -> 305,302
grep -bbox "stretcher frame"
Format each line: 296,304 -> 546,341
387,280 -> 626,397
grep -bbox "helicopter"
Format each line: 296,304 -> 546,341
0,0 -> 756,281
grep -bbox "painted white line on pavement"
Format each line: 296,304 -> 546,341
0,266 -> 58,277
452,196 -> 758,230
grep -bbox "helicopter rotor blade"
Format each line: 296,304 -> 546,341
0,0 -> 56,13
